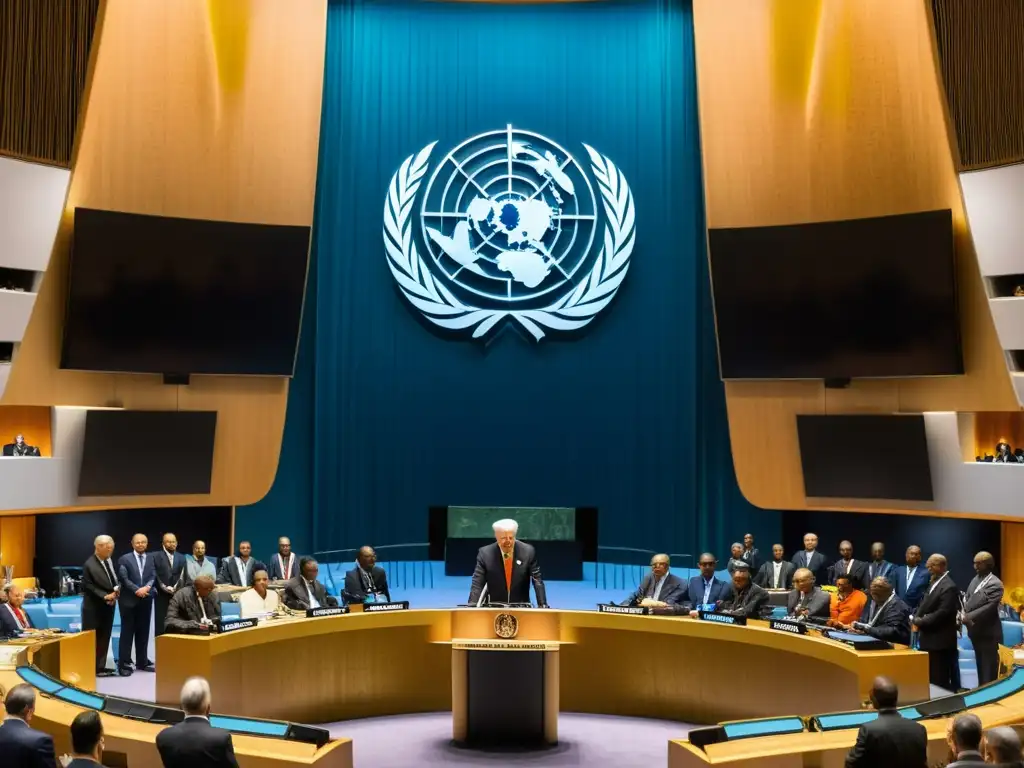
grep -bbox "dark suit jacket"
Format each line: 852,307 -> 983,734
791,550 -> 828,585
895,565 -> 930,611
945,750 -> 985,767
720,583 -> 769,618
740,548 -> 762,573
117,551 -> 156,608
867,560 -> 896,585
154,550 -> 187,597
283,577 -> 338,610
342,565 -> 391,604
683,576 -> 734,609
0,718 -> 57,768
625,572 -> 685,607
0,603 -> 34,635
80,555 -> 118,625
914,574 -> 960,651
266,554 -> 300,581
755,560 -> 795,590
786,587 -> 831,621
155,717 -> 239,768
217,557 -> 260,588
831,559 -> 870,591
164,587 -> 222,634
467,541 -> 548,606
844,709 -> 927,768
860,596 -> 911,645
964,573 -> 1005,644
64,759 -> 103,768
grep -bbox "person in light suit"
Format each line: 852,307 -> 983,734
674,553 -> 733,615
342,547 -> 391,604
786,567 -> 831,621
791,532 -> 828,585
755,544 -> 795,590
913,553 -> 960,691
961,551 -> 1005,686
895,545 -> 930,612
116,533 -> 156,675
623,553 -> 686,610
467,519 -> 548,607
850,577 -> 912,646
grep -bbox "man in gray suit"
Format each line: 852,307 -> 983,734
961,551 -> 1004,686
787,567 -> 831,621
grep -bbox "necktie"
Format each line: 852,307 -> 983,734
503,552 -> 513,596
137,553 -> 145,580
103,559 -> 116,589
13,607 -> 27,629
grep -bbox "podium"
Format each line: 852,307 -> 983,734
445,608 -> 565,747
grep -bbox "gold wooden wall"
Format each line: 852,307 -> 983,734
0,0 -> 100,167
2,0 -> 327,510
691,0 -> 1016,513
0,516 -> 36,578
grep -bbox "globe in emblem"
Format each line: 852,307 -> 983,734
383,124 -> 636,341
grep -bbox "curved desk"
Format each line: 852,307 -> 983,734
155,609 -> 929,724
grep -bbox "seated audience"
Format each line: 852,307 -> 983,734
217,541 -> 260,588
0,585 -> 34,636
185,541 -> 217,586
755,544 -> 794,590
725,543 -> 746,575
619,553 -> 684,611
983,726 -> 1024,767
845,676 -> 926,768
165,575 -> 221,635
156,677 -> 239,768
283,557 -> 338,610
676,552 -> 733,615
237,569 -> 280,618
267,537 -> 299,581
719,564 -> 768,618
850,577 -> 911,645
787,567 -> 830,621
828,574 -> 867,628
831,540 -> 870,590
0,683 -> 57,768
343,546 -> 393,604
65,710 -> 104,767
945,713 -> 983,768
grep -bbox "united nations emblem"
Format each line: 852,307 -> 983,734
493,612 -> 519,639
383,125 -> 636,342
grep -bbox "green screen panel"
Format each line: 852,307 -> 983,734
447,506 -> 575,540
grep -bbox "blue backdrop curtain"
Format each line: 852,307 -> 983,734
238,0 -> 780,562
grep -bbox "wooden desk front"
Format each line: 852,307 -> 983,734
155,609 -> 929,724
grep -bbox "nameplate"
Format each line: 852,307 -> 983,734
217,618 -> 259,634
307,606 -> 349,618
769,618 -> 806,635
598,604 -> 648,615
363,601 -> 410,613
697,610 -> 746,626
452,640 -> 559,651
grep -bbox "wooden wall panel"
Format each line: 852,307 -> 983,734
975,412 -> 1024,459
0,515 -> 36,578
2,0 -> 327,509
1001,522 -> 1024,595
693,0 -> 1016,512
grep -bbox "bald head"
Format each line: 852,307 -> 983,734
984,726 -> 1022,763
926,553 -> 948,580
193,575 -> 215,598
839,540 -> 853,560
974,551 -> 995,577
793,568 -> 814,592
869,676 -> 898,709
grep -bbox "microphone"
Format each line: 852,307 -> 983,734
476,583 -> 489,608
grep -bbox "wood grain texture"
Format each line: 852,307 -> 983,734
693,0 -> 1017,512
3,0 -> 327,509
0,515 -> 36,578
1001,522 -> 1024,594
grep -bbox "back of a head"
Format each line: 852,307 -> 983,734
869,676 -> 898,709
71,710 -> 103,755
180,676 -> 212,716
985,726 -> 1023,764
4,683 -> 35,717
951,713 -> 982,754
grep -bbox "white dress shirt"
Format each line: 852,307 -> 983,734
771,561 -> 783,589
238,587 -> 280,618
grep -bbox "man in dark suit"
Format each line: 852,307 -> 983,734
867,542 -> 896,585
755,544 -> 795,590
850,577 -> 912,645
0,684 -> 57,768
467,519 -> 548,607
116,533 -> 156,675
165,575 -> 221,635
831,540 -> 870,591
895,545 -> 930,612
156,677 -> 239,768
983,726 -> 1024,768
154,532 -> 187,638
719,565 -> 769,618
791,532 -> 828,585
674,552 -> 733,615
217,541 -> 259,588
283,557 -> 339,610
961,551 -> 1005,686
266,537 -> 299,582
844,676 -> 926,768
621,553 -> 686,610
0,584 -> 34,636
945,713 -> 984,768
913,553 -> 961,691
1,434 -> 40,457
342,546 -> 391,604
740,533 -> 762,574
65,710 -> 105,767
81,535 -> 119,676
786,567 -> 831,621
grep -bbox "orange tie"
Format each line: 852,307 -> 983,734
503,553 -> 513,597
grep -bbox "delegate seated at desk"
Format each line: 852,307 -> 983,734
848,577 -> 911,645
1,434 -> 40,457
718,565 -> 768,618
623,553 -> 685,611
283,557 -> 338,610
787,567 -> 831,621
165,575 -> 221,634
0,585 -> 34,635
672,553 -> 733,616
238,569 -> 280,618
828,574 -> 867,628
342,546 -> 391,604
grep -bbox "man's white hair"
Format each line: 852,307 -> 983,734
94,535 -> 113,547
492,518 -> 519,534
180,676 -> 211,715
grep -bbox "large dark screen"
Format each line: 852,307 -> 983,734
78,410 -> 217,496
796,414 -> 933,501
62,208 -> 310,376
709,210 -> 962,379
